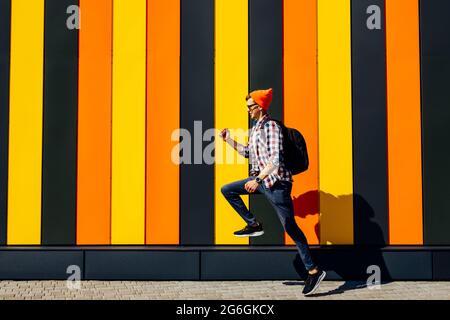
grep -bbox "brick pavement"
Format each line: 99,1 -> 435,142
0,281 -> 449,300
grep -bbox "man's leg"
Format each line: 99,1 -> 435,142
262,181 -> 316,271
261,180 -> 326,295
220,177 -> 261,225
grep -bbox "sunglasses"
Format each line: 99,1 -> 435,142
247,103 -> 259,112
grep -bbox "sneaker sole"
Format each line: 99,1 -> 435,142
234,231 -> 264,237
304,271 -> 327,296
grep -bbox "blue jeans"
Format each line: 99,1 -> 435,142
221,177 -> 316,271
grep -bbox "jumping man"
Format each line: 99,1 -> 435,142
219,88 -> 326,296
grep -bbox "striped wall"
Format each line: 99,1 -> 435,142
42,0 -> 79,245
386,0 -> 423,245
76,0 -> 112,245
215,0 -> 249,245
248,0 -> 284,246
0,0 -> 448,246
7,0 -> 45,245
318,0 -> 354,245
0,0 -> 11,245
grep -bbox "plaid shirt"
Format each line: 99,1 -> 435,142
238,114 -> 293,189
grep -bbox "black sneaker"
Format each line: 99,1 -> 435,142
233,222 -> 264,237
302,269 -> 326,296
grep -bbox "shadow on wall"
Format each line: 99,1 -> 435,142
292,190 -> 355,244
287,190 -> 391,296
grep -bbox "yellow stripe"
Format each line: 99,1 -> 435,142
317,0 -> 353,245
215,0 -> 249,244
7,0 -> 44,245
111,0 -> 146,244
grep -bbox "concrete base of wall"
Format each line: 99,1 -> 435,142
0,246 -> 449,280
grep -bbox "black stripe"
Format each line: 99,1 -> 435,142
0,0 -> 11,245
180,0 -> 215,245
420,0 -> 450,245
351,0 -> 388,244
41,0 -> 79,245
248,0 -> 284,245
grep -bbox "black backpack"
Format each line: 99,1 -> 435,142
271,120 -> 309,175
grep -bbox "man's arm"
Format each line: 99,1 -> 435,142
225,136 -> 249,158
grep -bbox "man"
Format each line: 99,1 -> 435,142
219,88 -> 326,296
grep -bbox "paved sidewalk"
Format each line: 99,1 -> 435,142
0,280 -> 449,300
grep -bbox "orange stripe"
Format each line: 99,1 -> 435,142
145,0 -> 180,244
77,0 -> 112,245
283,0 -> 319,245
386,0 -> 423,244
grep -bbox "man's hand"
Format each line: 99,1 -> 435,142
245,179 -> 259,193
220,128 -> 230,141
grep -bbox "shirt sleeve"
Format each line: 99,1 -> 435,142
226,137 -> 249,158
259,121 -> 281,176
237,142 -> 249,158
231,126 -> 255,159
249,143 -> 259,175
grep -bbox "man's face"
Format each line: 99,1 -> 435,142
246,97 -> 261,120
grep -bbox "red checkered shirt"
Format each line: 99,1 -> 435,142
238,114 -> 293,189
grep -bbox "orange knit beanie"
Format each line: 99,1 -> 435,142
249,88 -> 273,111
